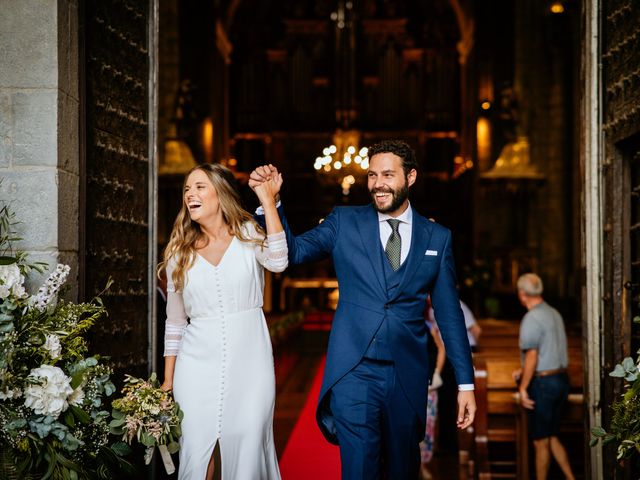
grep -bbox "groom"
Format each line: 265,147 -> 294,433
251,140 -> 476,479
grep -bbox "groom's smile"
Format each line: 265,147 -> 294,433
367,152 -> 416,216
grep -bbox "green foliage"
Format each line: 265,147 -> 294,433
0,204 -> 134,478
591,344 -> 640,461
0,204 -> 47,276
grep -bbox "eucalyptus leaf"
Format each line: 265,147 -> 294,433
0,322 -> 14,333
104,382 -> 115,396
140,431 -> 156,447
622,357 -> 635,372
609,364 -> 626,377
5,418 -> 28,430
109,417 -> 126,428
112,409 -> 125,420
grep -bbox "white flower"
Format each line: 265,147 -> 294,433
68,387 -> 85,406
43,334 -> 62,359
0,387 -> 22,400
0,264 -> 22,288
23,365 -> 73,417
11,283 -> 27,299
30,264 -> 71,312
0,264 -> 26,301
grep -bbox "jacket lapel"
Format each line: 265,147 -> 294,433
391,211 -> 433,301
355,205 -> 387,294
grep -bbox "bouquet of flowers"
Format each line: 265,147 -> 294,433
110,373 -> 183,473
0,205 -> 132,478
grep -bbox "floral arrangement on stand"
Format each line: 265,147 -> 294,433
591,317 -> 640,464
0,205 -> 132,478
110,373 -> 183,474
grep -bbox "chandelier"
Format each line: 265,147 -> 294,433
313,129 -> 369,195
311,2 -> 370,196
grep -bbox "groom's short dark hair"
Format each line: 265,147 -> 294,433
367,140 -> 418,175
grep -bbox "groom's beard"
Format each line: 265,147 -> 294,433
369,181 -> 410,214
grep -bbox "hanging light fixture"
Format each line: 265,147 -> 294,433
160,123 -> 197,175
480,136 -> 544,181
313,1 -> 367,195
313,129 -> 369,194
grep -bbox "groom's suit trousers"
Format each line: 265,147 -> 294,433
329,358 -> 422,480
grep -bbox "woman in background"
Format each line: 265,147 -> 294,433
160,164 -> 286,480
421,298 -> 447,479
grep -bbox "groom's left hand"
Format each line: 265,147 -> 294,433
456,390 -> 476,429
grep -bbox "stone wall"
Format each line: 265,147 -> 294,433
0,0 -> 80,296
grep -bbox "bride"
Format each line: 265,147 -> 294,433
160,163 -> 286,480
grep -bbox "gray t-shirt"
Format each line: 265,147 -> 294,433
519,301 -> 568,371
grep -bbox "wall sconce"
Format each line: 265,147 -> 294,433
201,117 -> 213,164
477,117 -> 492,171
550,2 -> 564,14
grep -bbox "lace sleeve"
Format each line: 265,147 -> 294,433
254,230 -> 289,273
163,260 -> 188,357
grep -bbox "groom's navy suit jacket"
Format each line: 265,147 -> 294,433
263,204 -> 474,444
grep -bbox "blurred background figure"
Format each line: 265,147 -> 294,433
460,300 -> 481,352
421,297 -> 446,479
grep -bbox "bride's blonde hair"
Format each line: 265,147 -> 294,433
159,163 -> 265,291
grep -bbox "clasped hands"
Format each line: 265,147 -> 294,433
250,164 -> 281,207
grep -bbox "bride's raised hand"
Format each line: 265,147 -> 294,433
254,173 -> 283,207
249,164 -> 279,190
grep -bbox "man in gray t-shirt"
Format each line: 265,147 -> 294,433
513,273 -> 575,480
519,301 -> 568,372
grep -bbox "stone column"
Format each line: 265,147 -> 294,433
0,0 -> 79,294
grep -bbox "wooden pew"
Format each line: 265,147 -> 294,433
470,330 -> 584,480
472,355 -> 521,479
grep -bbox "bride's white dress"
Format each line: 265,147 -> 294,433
164,224 -> 287,480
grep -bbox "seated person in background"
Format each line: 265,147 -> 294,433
512,273 -> 575,480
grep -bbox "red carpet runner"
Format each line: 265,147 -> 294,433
279,357 -> 341,479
